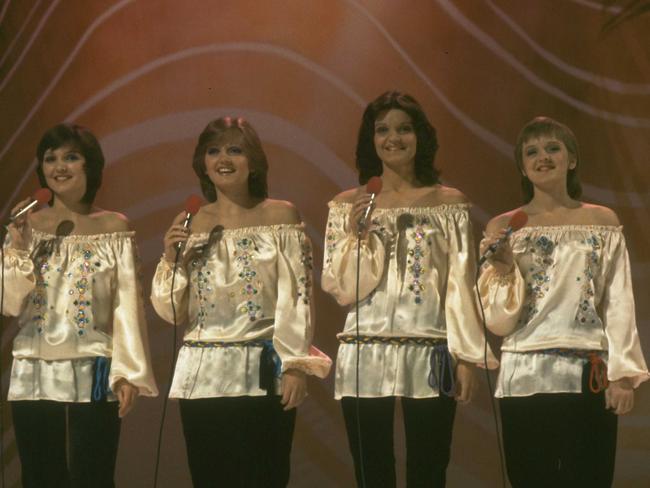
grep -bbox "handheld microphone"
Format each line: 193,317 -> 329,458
478,210 -> 528,266
8,188 -> 52,223
176,195 -> 202,252
357,176 -> 382,233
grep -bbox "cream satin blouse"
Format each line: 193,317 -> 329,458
150,224 -> 331,399
322,202 -> 497,399
1,231 -> 158,402
478,225 -> 649,397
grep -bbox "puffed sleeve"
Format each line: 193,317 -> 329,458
273,229 -> 331,378
109,237 -> 158,396
445,212 -> 498,368
1,239 -> 36,317
600,231 -> 649,388
476,234 -> 527,336
150,256 -> 189,325
321,202 -> 385,306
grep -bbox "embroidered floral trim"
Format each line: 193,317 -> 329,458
298,240 -> 313,305
72,246 -> 94,335
190,255 -> 210,328
519,235 -> 555,326
406,217 -> 430,305
234,238 -> 262,321
574,234 -> 601,326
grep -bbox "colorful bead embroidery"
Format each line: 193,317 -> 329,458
190,256 -> 209,329
73,246 -> 93,335
520,235 -> 555,325
234,238 -> 262,321
298,240 -> 313,305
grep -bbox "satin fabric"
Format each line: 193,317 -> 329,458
322,202 -> 497,399
150,224 -> 331,399
478,225 -> 649,396
2,231 -> 158,401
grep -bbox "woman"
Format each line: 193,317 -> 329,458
478,116 -> 649,487
150,116 -> 331,488
1,123 -> 158,487
321,91 -> 496,487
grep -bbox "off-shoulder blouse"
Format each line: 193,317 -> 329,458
1,230 -> 158,402
322,202 -> 497,399
150,224 -> 331,399
478,225 -> 649,397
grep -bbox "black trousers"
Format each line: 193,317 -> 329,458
341,395 -> 457,488
500,388 -> 618,488
179,396 -> 296,488
11,400 -> 121,488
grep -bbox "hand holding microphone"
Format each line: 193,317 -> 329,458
479,210 -> 528,272
163,195 -> 202,262
350,176 -> 383,238
3,188 -> 52,248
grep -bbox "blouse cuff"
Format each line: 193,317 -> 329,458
282,346 -> 332,378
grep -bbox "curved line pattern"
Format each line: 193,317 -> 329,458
433,0 -> 650,128
0,0 -> 10,26
0,0 -> 62,91
485,0 -> 650,94
0,0 -> 43,69
1,42 -> 365,216
570,0 -> 623,14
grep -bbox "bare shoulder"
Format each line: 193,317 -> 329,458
485,209 -> 520,234
581,203 -> 620,226
332,187 -> 362,204
262,199 -> 301,225
436,185 -> 470,205
93,210 -> 132,232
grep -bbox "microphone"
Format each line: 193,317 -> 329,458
176,195 -> 202,252
8,188 -> 52,223
478,210 -> 528,266
357,176 -> 382,233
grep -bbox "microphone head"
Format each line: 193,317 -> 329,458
366,176 -> 382,195
184,195 -> 202,215
34,188 -> 52,205
508,210 -> 528,232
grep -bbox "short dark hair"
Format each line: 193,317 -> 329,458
36,123 -> 105,204
355,91 -> 440,186
192,117 -> 268,202
514,116 -> 582,203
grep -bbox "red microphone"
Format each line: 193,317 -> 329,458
176,195 -> 202,252
357,176 -> 382,233
479,210 -> 528,266
9,188 -> 52,223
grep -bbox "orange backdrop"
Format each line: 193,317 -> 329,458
0,1 -> 648,486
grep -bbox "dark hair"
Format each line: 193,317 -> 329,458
355,91 -> 440,185
192,117 -> 269,202
36,123 -> 105,204
514,116 -> 582,203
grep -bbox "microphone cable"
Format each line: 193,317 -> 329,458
0,240 -> 6,488
354,231 -> 368,488
474,266 -> 507,488
153,247 -> 182,488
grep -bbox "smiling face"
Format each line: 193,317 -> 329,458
41,144 -> 87,202
203,132 -> 251,193
520,135 -> 576,192
373,108 -> 417,169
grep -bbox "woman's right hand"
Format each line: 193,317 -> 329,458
163,211 -> 190,262
480,229 -> 514,275
348,192 -> 374,239
6,198 -> 33,250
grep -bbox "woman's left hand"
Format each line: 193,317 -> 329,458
115,379 -> 139,418
454,360 -> 477,404
606,378 -> 634,415
281,369 -> 307,411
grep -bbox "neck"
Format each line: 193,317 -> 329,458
528,185 -> 575,213
52,195 -> 92,216
214,187 -> 258,213
381,162 -> 418,191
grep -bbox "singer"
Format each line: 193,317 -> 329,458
150,116 -> 331,488
0,123 -> 158,488
478,117 -> 649,487
321,91 -> 497,487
